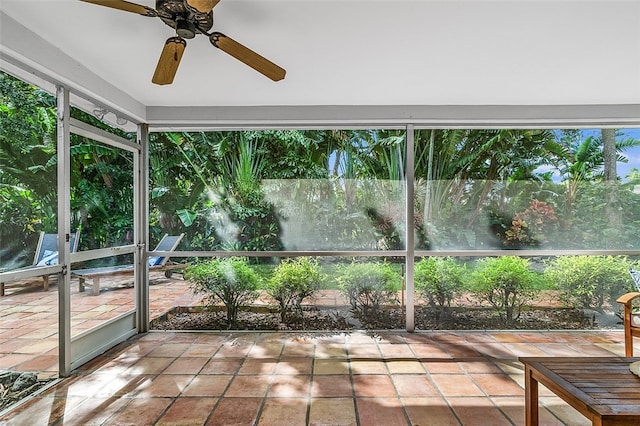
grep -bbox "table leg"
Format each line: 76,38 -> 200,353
525,365 -> 539,426
92,277 -> 100,296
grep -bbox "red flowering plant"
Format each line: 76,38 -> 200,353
505,200 -> 558,247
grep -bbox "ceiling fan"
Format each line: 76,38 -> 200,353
80,0 -> 286,85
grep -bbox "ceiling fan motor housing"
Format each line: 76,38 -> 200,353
156,0 -> 213,36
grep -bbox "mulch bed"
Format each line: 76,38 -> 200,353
150,305 -> 602,332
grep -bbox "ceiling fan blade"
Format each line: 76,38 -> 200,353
79,0 -> 157,17
209,32 -> 286,82
186,0 -> 220,13
152,37 -> 187,85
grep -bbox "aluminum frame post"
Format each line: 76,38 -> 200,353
56,85 -> 72,376
405,124 -> 415,332
136,124 -> 150,332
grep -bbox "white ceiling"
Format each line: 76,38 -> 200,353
2,0 -> 640,126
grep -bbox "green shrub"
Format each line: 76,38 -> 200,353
545,255 -> 632,312
337,261 -> 400,318
267,257 -> 322,324
185,257 -> 259,325
470,256 -> 543,323
414,257 -> 466,317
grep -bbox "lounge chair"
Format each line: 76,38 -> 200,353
71,234 -> 185,296
0,231 -> 80,296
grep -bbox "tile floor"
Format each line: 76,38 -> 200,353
0,272 -> 202,378
1,274 -> 638,425
0,328 -> 636,425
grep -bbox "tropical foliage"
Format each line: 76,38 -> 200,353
3,70 -> 640,273
185,257 -> 259,325
267,257 -> 322,324
470,256 -> 544,323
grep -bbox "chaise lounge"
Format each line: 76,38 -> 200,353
0,231 -> 80,296
70,233 -> 185,296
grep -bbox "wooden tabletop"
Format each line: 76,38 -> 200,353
520,357 -> 640,425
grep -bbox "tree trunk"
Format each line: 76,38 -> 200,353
602,128 -> 621,235
602,129 -> 617,182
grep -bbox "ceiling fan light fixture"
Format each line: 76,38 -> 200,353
81,0 -> 286,84
175,19 -> 196,39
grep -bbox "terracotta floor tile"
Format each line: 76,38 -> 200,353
471,373 -> 524,397
13,354 -> 57,371
238,358 -> 278,375
206,397 -> 262,426
492,396 -> 566,426
51,396 -> 131,426
148,343 -> 191,358
353,374 -> 397,397
386,359 -> 426,374
213,343 -> 253,358
0,327 -> 37,339
258,397 -> 308,425
518,332 -> 560,343
275,357 -> 313,375
568,343 -> 621,356
181,343 -> 224,357
350,359 -> 388,375
181,374 -> 232,397
136,374 -> 193,397
225,374 -> 272,397
431,332 -> 467,344
499,343 -> 548,357
402,397 -> 461,426
356,397 -> 407,426
201,358 -> 243,374
247,343 -> 284,359
540,396 -> 592,426
0,396 -> 81,426
535,343 -> 585,357
156,397 -> 218,425
268,374 -> 311,397
281,342 -> 315,357
104,375 -> 154,397
163,356 -> 209,375
347,333 -> 380,345
491,332 -> 527,343
193,334 -> 229,345
378,343 -> 415,358
16,340 -> 57,355
311,374 -> 353,397
313,359 -> 350,375
308,398 -> 356,426
348,344 -> 382,358
106,396 -> 173,425
438,342 -> 482,358
408,343 -> 452,358
447,396 -> 512,425
460,360 -> 504,374
315,344 -> 348,359
431,374 -> 485,397
57,373 -> 143,398
392,374 -> 440,397
126,356 -> 175,375
423,361 -> 465,374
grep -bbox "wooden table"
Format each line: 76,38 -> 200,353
519,357 -> 640,426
